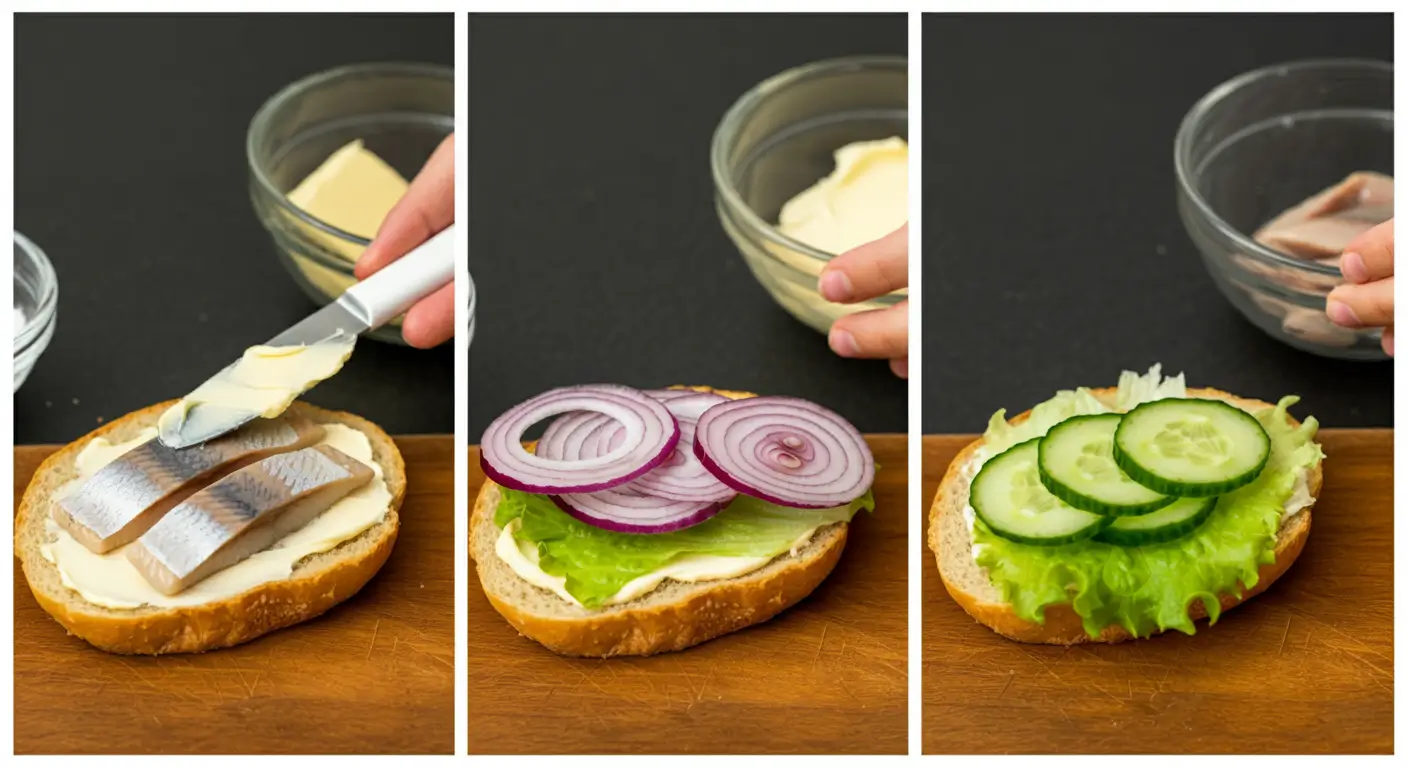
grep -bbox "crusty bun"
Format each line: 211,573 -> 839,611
470,386 -> 850,657
15,400 -> 405,655
928,386 -> 1321,645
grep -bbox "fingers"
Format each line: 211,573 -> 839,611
1383,327 -> 1394,357
1339,219 -> 1393,284
889,357 -> 908,379
356,133 -> 456,280
1327,276 -> 1394,328
400,282 -> 456,349
818,224 -> 909,303
828,301 -> 908,361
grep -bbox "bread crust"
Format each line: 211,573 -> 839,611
15,401 -> 405,655
929,386 -> 1322,645
471,385 -> 851,657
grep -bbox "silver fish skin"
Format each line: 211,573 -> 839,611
53,415 -> 324,554
126,445 -> 374,595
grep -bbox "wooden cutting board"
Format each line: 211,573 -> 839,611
922,429 -> 1393,755
467,436 -> 908,755
13,436 -> 455,755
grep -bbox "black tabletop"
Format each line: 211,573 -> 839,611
922,13 -> 1394,432
467,13 -> 909,443
14,13 -> 454,444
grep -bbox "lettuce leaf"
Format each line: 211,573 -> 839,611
980,364 -> 1187,458
972,393 -> 1323,638
496,488 -> 874,608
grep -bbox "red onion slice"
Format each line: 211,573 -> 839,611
537,412 -> 617,460
552,488 -> 723,534
693,396 -> 874,508
481,385 -> 679,494
624,393 -> 736,503
537,390 -> 696,457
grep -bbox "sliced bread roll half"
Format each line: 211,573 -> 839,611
16,401 -> 406,655
929,386 -> 1321,645
471,386 -> 850,657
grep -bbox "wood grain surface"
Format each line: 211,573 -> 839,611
13,436 -> 455,755
922,429 -> 1393,755
467,437 -> 908,755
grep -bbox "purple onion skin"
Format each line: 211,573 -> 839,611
480,420 -> 680,495
550,495 -> 724,534
692,439 -> 835,509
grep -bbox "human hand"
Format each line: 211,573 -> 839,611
817,224 -> 909,378
355,134 -> 455,349
1327,218 -> 1393,356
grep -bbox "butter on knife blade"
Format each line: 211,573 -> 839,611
158,331 -> 356,449
160,223 -> 456,449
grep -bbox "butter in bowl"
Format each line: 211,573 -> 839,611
712,56 -> 908,335
247,62 -> 453,345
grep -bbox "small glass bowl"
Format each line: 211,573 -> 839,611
247,62 -> 453,345
1175,59 -> 1393,360
466,269 -> 477,350
14,231 -> 57,392
712,56 -> 908,334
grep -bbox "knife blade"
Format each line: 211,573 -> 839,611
159,224 -> 456,449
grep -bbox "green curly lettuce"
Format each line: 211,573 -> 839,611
496,488 -> 874,608
972,383 -> 1323,639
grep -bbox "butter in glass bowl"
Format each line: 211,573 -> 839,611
247,62 -> 453,345
711,56 -> 908,335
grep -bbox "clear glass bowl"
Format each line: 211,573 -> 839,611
1175,59 -> 1393,360
712,56 -> 908,334
14,231 -> 57,392
466,269 -> 477,350
247,62 -> 453,345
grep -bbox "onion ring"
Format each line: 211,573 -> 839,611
552,488 -> 723,534
693,396 -> 874,508
624,392 -> 735,503
480,385 -> 679,494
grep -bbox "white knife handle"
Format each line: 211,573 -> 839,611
343,224 -> 457,329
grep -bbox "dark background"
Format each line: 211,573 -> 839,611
14,13 -> 454,444
923,13 -> 1394,432
468,13 -> 909,443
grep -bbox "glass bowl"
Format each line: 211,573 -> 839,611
712,56 -> 908,334
14,231 -> 58,392
247,62 -> 453,345
1175,59 -> 1393,360
466,269 -> 477,350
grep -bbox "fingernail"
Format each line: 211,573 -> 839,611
891,358 -> 908,378
1341,252 -> 1369,284
1326,300 -> 1361,327
829,328 -> 859,357
1383,332 -> 1394,357
818,270 -> 854,302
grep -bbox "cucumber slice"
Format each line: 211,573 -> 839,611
1113,398 -> 1270,497
971,438 -> 1111,545
1038,414 -> 1175,516
1095,496 -> 1218,546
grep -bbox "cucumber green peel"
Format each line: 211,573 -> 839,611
972,439 -> 1111,545
1113,399 -> 1271,497
1096,497 -> 1218,546
969,372 -> 1322,639
1037,414 -> 1175,516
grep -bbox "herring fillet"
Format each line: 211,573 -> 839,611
126,445 -> 375,595
53,415 -> 325,553
1255,171 -> 1394,260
